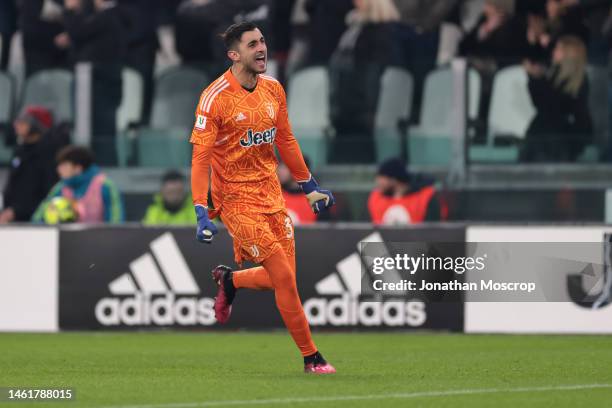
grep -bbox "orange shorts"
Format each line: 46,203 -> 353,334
221,208 -> 295,265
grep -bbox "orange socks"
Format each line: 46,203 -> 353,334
232,250 -> 316,356
232,266 -> 273,290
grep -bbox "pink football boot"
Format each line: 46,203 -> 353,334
304,362 -> 337,374
304,352 -> 336,374
211,265 -> 235,324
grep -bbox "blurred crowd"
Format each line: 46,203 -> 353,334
0,0 -> 611,226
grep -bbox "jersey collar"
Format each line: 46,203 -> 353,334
225,68 -> 259,94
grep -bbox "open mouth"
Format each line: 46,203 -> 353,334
255,55 -> 266,69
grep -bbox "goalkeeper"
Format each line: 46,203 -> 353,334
190,22 -> 336,374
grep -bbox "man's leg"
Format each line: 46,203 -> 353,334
261,247 -> 316,356
231,251 -> 295,290
213,210 -> 289,320
214,210 -> 335,372
232,266 -> 273,290
231,212 -> 296,290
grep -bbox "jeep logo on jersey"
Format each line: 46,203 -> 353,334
94,233 -> 216,326
240,127 -> 277,148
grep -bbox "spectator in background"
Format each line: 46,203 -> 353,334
117,0 -> 160,123
329,0 -> 400,163
304,0 -> 353,65
0,107 -> 59,223
368,158 -> 443,225
175,0 -> 271,77
32,145 -> 124,223
459,0 -> 531,141
270,0 -> 296,83
277,160 -> 316,225
63,0 -> 126,166
392,0 -> 458,121
521,36 -> 593,162
142,170 -> 196,225
526,0 -> 589,64
559,0 -> 611,66
459,0 -> 530,67
0,0 -> 17,70
18,0 -> 69,76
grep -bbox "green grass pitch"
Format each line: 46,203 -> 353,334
1,332 -> 611,407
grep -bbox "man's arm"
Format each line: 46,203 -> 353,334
274,82 -> 334,213
190,88 -> 221,242
191,145 -> 211,209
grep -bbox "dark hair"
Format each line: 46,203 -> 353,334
162,170 -> 186,184
56,145 -> 95,169
221,21 -> 259,50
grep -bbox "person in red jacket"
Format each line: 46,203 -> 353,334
368,158 -> 443,225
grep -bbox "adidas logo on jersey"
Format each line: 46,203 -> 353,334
240,127 -> 277,148
94,233 -> 216,326
303,232 -> 427,327
235,112 -> 247,122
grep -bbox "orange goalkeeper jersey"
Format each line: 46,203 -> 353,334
190,69 -> 311,216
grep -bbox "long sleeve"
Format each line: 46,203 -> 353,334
191,144 -> 211,207
274,83 -> 311,183
190,86 -> 221,208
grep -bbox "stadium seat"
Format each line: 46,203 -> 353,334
288,67 -> 330,169
487,65 -> 536,141
150,66 -> 208,130
137,127 -> 191,167
374,67 -> 413,163
471,65 -> 534,163
0,71 -> 14,163
116,67 -> 144,133
0,71 -> 14,125
21,69 -> 74,123
408,67 -> 480,166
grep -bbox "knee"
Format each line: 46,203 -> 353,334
273,273 -> 296,291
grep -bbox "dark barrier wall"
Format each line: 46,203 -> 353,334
59,226 -> 465,331
122,189 -> 606,223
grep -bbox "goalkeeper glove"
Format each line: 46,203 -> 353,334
299,176 -> 335,214
195,205 -> 218,243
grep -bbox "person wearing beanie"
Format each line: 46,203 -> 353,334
367,158 -> 444,225
0,106 -> 59,223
